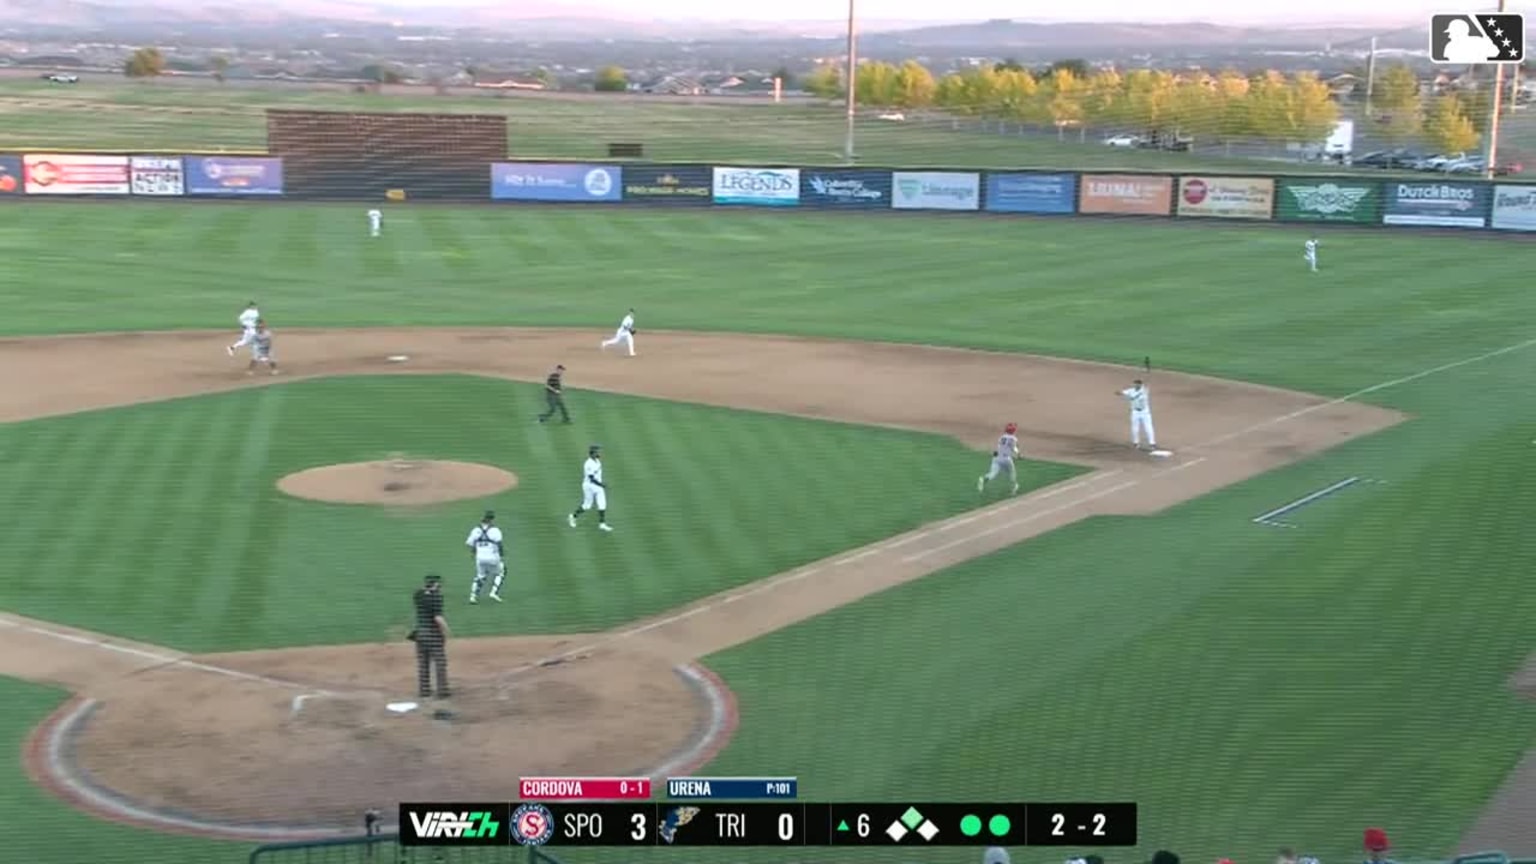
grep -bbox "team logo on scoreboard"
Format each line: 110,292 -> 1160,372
658,806 -> 701,844
511,803 -> 555,846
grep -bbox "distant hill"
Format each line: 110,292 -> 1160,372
0,0 -> 1429,50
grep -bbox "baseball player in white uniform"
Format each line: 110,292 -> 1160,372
1119,379 -> 1157,450
368,208 -> 383,238
568,444 -> 613,531
1303,237 -> 1318,272
246,319 -> 278,376
977,422 -> 1021,495
465,510 -> 505,604
227,301 -> 260,355
599,309 -> 637,357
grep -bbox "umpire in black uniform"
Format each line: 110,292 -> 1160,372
410,574 -> 451,699
537,363 -> 571,424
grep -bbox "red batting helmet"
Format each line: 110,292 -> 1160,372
1004,422 -> 1018,434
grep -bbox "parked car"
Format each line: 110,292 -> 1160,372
1418,152 -> 1468,170
1442,156 -> 1485,173
1102,134 -> 1144,147
40,73 -> 78,83
1355,149 -> 1422,169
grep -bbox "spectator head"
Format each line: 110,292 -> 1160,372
1152,851 -> 1181,864
984,848 -> 1011,864
1278,848 -> 1299,864
1364,828 -> 1390,862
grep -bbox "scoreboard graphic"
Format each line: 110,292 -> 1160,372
399,776 -> 1137,848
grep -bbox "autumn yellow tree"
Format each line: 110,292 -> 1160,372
802,64 -> 843,99
1166,75 -> 1219,141
1120,69 -> 1177,135
994,67 -> 1044,123
854,60 -> 898,106
1423,94 -> 1479,152
1044,68 -> 1087,139
892,59 -> 937,108
934,73 -> 971,113
1212,71 -> 1253,153
1372,63 -> 1420,113
1081,69 -> 1123,128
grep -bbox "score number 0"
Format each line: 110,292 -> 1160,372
1051,813 -> 1108,837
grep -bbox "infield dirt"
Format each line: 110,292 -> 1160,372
0,327 -> 1425,840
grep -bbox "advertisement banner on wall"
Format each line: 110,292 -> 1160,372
1078,174 -> 1172,215
712,167 -> 800,205
185,157 -> 284,195
130,156 -> 185,196
0,155 -> 20,194
1176,176 -> 1275,219
1490,185 -> 1536,231
1274,180 -> 1381,224
1382,181 -> 1488,227
891,171 -> 980,210
23,153 -> 130,195
984,172 -> 1076,214
491,163 -> 622,202
621,164 -> 712,205
799,170 -> 892,208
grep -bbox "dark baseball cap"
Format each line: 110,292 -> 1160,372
423,574 -> 441,585
483,510 -> 495,521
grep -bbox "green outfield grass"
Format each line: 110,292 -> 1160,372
2,201 -> 1535,864
4,77 -> 1513,175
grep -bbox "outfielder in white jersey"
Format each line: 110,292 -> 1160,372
568,444 -> 613,531
1119,379 -> 1157,450
227,301 -> 260,355
1303,237 -> 1318,272
978,423 -> 1021,495
465,510 -> 505,603
599,309 -> 637,357
367,208 -> 383,238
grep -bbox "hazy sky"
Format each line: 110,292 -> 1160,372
476,0 -> 1528,26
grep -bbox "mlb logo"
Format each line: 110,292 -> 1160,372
1429,13 -> 1524,64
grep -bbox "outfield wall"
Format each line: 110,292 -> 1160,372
2,152 -> 1534,232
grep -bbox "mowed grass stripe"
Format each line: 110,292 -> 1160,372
212,384 -> 292,642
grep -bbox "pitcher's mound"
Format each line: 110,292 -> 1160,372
277,459 -> 518,505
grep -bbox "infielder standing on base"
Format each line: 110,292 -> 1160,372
977,422 -> 1021,495
568,444 -> 613,532
465,510 -> 504,604
1119,379 -> 1157,451
227,300 -> 260,355
599,308 -> 637,357
1303,236 -> 1319,272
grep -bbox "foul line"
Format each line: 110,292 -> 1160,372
0,615 -> 327,694
1252,476 -> 1362,528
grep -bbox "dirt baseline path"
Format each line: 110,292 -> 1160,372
0,327 -> 1411,841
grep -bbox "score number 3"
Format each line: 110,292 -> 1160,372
631,812 -> 646,842
1052,813 -> 1108,836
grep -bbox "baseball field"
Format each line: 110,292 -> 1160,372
1,81 -> 1536,864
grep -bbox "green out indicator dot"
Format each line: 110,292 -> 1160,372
988,814 -> 1012,837
960,815 -> 983,837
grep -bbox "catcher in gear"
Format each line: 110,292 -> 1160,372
466,510 -> 505,603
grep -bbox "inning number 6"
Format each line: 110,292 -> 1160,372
631,812 -> 646,841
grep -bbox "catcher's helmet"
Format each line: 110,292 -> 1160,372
1004,422 -> 1018,434
589,443 -> 602,455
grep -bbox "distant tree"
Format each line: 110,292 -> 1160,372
771,65 -> 795,88
360,64 -> 404,85
1212,70 -> 1253,152
1048,58 -> 1090,80
1423,94 -> 1479,152
891,59 -> 936,108
594,65 -> 628,92
995,57 -> 1026,73
1044,67 -> 1086,137
1372,63 -> 1420,112
1082,69 -> 1123,127
855,61 -> 898,106
464,64 -> 480,82
123,47 -> 165,78
802,64 -> 842,99
210,54 -> 228,84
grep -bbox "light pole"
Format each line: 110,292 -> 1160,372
1485,0 -> 1508,178
843,0 -> 858,163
